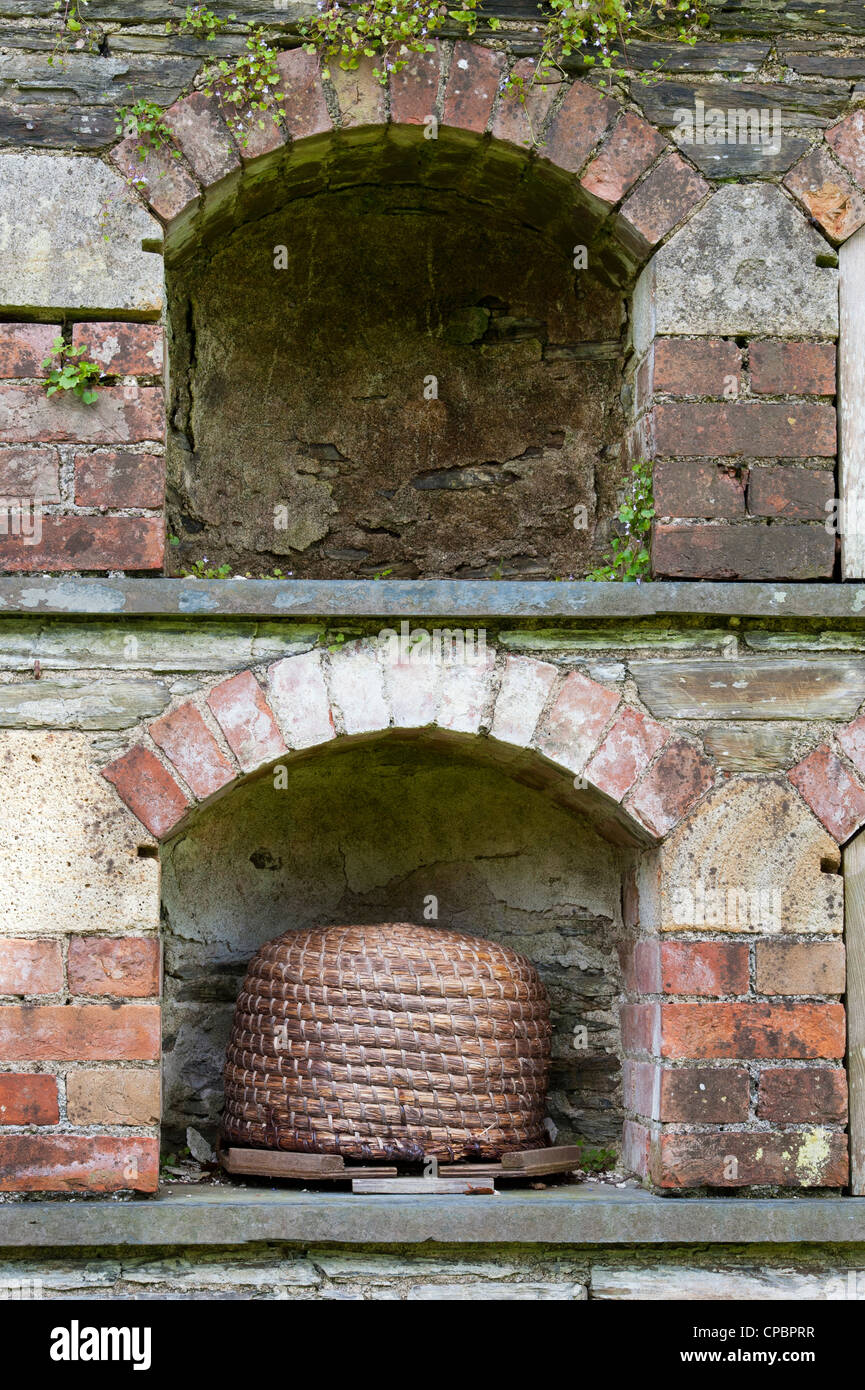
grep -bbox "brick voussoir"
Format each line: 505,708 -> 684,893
624,736 -> 716,838
162,91 -> 241,188
205,668 -> 287,772
102,743 -> 190,839
789,743 -> 865,843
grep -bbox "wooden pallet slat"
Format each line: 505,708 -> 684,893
351,1176 -> 496,1195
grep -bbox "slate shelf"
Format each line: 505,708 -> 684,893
1,1187 -> 865,1248
3,579 -> 865,620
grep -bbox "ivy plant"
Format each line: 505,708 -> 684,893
115,98 -> 181,160
168,4 -> 237,39
41,337 -> 102,405
509,0 -> 709,95
587,458 -> 654,583
201,28 -> 285,146
48,0 -> 100,67
301,0 -> 490,84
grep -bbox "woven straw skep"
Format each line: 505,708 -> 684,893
222,922 -> 552,1162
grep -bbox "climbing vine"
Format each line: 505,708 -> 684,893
588,459 -> 655,583
301,0 -> 488,84
514,0 -> 709,92
201,28 -> 285,147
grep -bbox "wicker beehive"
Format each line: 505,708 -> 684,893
222,922 -> 552,1162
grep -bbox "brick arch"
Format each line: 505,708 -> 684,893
109,42 -> 710,272
100,640 -> 716,847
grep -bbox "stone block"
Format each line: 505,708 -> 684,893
633,184 -> 838,349
0,731 -> 159,935
643,776 -> 842,934
0,154 -> 162,314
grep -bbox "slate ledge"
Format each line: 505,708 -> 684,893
3,579 -> 865,620
2,1188 -> 865,1248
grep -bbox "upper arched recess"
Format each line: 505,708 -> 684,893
110,41 -> 712,285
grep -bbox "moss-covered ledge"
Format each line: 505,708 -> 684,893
1,1188 -> 865,1249
3,579 -> 865,620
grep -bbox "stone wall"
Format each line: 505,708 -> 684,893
7,6 -> 865,577
0,612 -> 860,1193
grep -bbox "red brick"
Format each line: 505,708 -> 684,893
837,714 -> 865,779
652,521 -> 835,581
622,1118 -> 650,1177
585,706 -> 669,802
617,151 -> 709,252
490,59 -> 560,149
72,323 -> 163,377
540,80 -> 617,175
0,516 -> 165,573
442,42 -> 505,134
389,41 -> 443,126
68,937 -> 160,998
103,743 -> 189,838
758,1067 -> 847,1122
659,1001 -> 845,1060
756,940 -> 845,996
277,48 -> 332,140
783,144 -> 865,242
0,324 -> 58,378
163,91 -> 240,187
66,1068 -> 160,1126
73,450 -> 164,509
0,447 -> 60,501
750,340 -> 836,396
747,464 -> 834,521
110,135 -> 200,224
0,383 -> 164,444
621,1002 -> 659,1054
0,1074 -> 58,1126
789,745 -> 865,843
581,111 -> 666,205
620,940 -> 661,994
625,737 -> 715,837
653,401 -> 836,458
149,702 -> 236,799
0,1003 -> 160,1060
661,1066 -> 750,1123
826,107 -> 865,185
624,1060 -> 750,1122
206,670 -> 287,772
0,940 -> 62,996
655,460 -> 745,519
650,1130 -> 847,1188
535,670 -> 619,775
660,942 -> 750,997
652,338 -> 742,397
0,1135 -> 158,1192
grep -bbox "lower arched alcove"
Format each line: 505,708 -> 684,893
159,732 -> 632,1155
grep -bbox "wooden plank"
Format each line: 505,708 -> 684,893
501,1145 -> 583,1174
222,1148 -> 346,1177
841,224 -> 865,579
630,657 -> 865,719
351,1177 -> 495,1195
846,830 -> 865,1195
